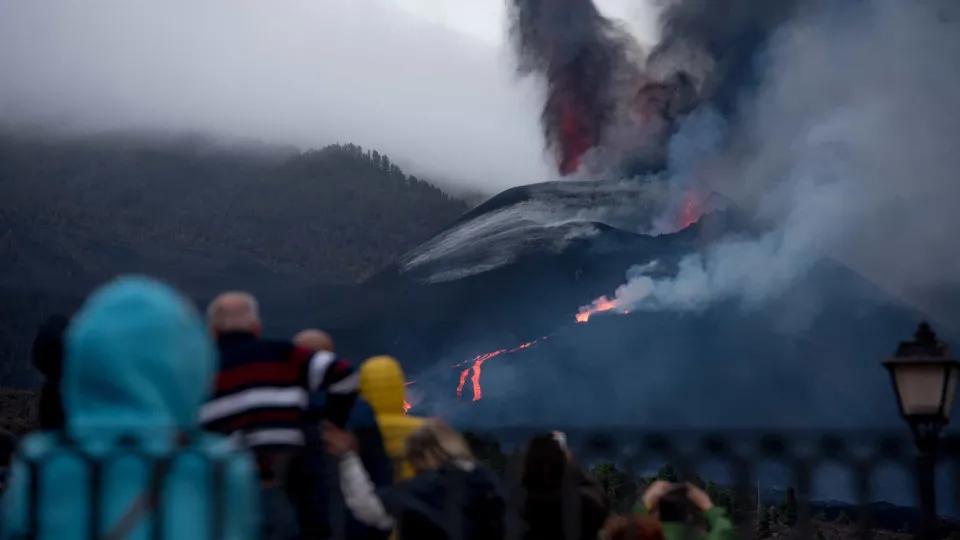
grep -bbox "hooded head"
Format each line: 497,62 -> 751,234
63,276 -> 216,435
358,355 -> 407,416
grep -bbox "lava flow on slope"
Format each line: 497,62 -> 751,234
575,296 -> 627,323
455,338 -> 546,401
401,337 -> 549,413
575,189 -> 705,323
401,188 -> 709,411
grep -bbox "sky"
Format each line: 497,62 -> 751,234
0,0 -> 661,195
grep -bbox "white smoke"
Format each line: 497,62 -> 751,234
596,0 -> 960,323
647,106 -> 728,235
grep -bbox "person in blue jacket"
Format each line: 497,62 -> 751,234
289,379 -> 393,539
1,275 -> 260,540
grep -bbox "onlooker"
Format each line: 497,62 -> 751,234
1,275 -> 258,540
293,329 -> 335,353
520,433 -> 609,540
287,330 -> 392,540
636,481 -> 735,540
325,418 -> 505,540
0,429 -> 15,493
602,515 -> 666,540
31,314 -> 70,431
357,356 -> 424,481
201,292 -> 359,540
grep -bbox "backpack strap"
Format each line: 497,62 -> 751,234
102,433 -> 190,540
102,489 -> 157,540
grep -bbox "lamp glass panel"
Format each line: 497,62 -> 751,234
893,364 -> 949,417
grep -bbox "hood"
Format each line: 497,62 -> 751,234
63,275 -> 216,434
358,355 -> 407,416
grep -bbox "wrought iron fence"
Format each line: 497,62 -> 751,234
5,429 -> 960,540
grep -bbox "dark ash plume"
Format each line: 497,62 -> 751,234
507,0 -> 642,176
507,0 -> 811,179
650,0 -> 805,115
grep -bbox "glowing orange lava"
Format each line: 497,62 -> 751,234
676,190 -> 705,230
403,380 -> 414,413
455,338 -> 546,402
575,295 -> 620,323
557,85 -> 591,176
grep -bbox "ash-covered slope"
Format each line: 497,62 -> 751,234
392,177 -> 708,284
333,178 -> 723,345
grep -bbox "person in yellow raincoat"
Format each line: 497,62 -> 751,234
358,355 -> 425,481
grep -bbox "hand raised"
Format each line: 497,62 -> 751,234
321,421 -> 358,456
641,480 -> 673,510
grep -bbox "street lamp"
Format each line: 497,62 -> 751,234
883,321 -> 959,540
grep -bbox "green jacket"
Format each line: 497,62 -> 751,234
634,503 -> 737,540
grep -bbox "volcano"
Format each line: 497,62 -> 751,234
321,177 -> 950,429
1,165 -> 954,428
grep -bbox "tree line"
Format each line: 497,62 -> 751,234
0,133 -> 470,283
461,432 -> 958,539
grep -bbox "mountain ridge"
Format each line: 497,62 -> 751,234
0,132 -> 468,385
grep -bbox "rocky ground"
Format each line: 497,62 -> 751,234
763,520 -> 912,540
0,388 -> 37,437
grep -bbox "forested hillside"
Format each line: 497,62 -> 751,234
0,132 -> 469,282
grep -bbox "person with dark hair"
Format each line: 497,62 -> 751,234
32,314 -> 70,431
0,429 -> 16,493
602,515 -> 665,540
636,481 -> 735,540
520,433 -> 609,540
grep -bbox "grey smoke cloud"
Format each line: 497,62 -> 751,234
0,0 -> 553,193
598,0 -> 960,329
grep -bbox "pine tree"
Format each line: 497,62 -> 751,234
655,464 -> 678,482
782,487 -> 799,526
686,472 -> 706,488
705,480 -> 720,500
591,462 -> 637,512
757,504 -> 771,538
769,505 -> 780,524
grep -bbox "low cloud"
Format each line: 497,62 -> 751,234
0,0 -> 557,192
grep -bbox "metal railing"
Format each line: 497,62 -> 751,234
6,429 -> 960,540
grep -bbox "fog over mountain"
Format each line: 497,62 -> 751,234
0,0 -> 557,193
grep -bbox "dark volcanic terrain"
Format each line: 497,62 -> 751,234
1,132 -> 956,435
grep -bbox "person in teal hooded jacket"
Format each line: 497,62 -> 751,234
1,275 -> 260,540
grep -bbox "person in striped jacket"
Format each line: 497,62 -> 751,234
201,291 -> 359,540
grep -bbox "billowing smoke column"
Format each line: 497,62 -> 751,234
573,0 -> 960,326
509,0 -> 803,179
648,0 -> 803,116
507,0 -> 644,176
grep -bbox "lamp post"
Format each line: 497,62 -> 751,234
883,321 -> 959,540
